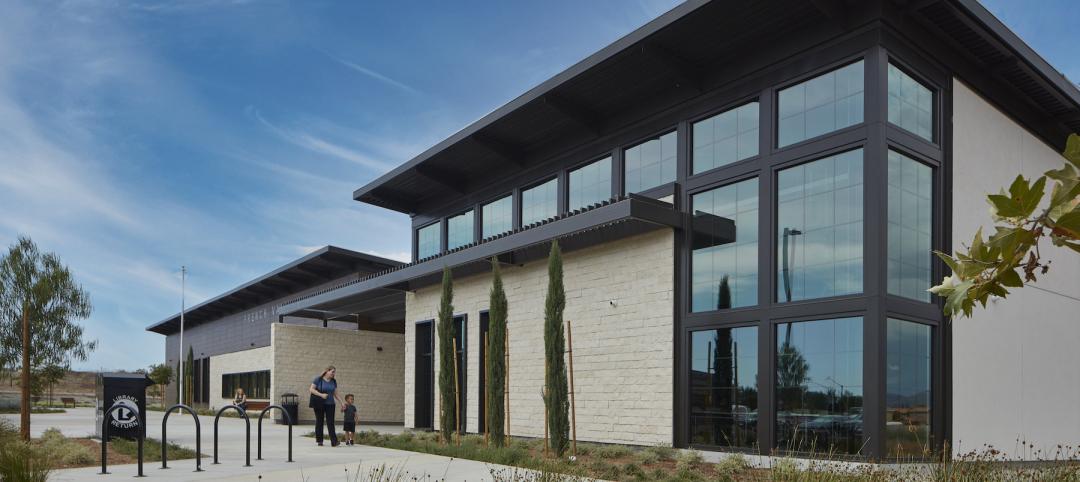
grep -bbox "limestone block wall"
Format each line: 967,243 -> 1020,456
209,346 -> 273,410
404,229 -> 675,446
271,323 -> 405,424
951,79 -> 1080,459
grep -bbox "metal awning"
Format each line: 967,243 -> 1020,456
280,195 -> 733,319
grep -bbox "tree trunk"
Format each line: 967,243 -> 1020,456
20,303 -> 30,441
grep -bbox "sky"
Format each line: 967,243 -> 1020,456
0,0 -> 1076,372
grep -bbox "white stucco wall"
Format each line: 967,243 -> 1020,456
951,79 -> 1080,459
404,229 -> 676,446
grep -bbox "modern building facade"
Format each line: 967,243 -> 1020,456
151,0 -> 1080,461
148,247 -> 408,424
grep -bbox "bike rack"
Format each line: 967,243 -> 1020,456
213,404 -> 251,467
160,404 -> 203,472
100,402 -> 145,477
256,404 -> 294,462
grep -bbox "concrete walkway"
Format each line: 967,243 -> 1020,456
2,408 -> 523,481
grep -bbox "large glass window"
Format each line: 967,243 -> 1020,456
521,178 -> 558,225
888,151 -> 933,302
221,370 -> 270,400
693,102 -> 759,174
568,156 -> 612,210
481,195 -> 513,239
690,327 -> 758,449
447,210 -> 474,250
777,149 -> 863,302
888,64 -> 934,142
692,178 -> 758,311
417,222 -> 440,259
886,318 -> 932,458
776,316 -> 864,455
778,61 -> 864,147
624,131 -> 677,194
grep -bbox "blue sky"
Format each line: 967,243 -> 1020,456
0,1 -> 1075,372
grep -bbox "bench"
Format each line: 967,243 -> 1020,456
245,400 -> 270,412
61,397 -> 77,408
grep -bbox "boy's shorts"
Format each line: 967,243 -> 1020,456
343,422 -> 356,432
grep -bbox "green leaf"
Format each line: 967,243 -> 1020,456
998,268 -> 1023,288
945,280 -> 974,318
934,251 -> 961,276
987,194 -> 1025,218
1045,163 -> 1078,182
1065,134 -> 1080,170
1055,210 -> 1080,238
1008,174 -> 1030,202
1058,240 -> 1080,254
1017,176 -> 1046,218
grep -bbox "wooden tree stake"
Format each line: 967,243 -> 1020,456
452,338 -> 461,446
567,319 -> 578,457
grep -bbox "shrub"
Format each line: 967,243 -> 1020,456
634,449 -> 660,465
37,429 -> 95,466
590,443 -> 633,459
642,444 -> 676,461
714,453 -> 751,481
0,441 -> 51,481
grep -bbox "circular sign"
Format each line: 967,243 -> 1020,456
109,395 -> 140,429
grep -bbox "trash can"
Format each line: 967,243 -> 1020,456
95,372 -> 154,441
279,393 -> 299,425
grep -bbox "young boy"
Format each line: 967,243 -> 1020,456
342,393 -> 358,445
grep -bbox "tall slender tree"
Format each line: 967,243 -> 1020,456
184,346 -> 194,406
543,241 -> 570,456
486,258 -> 507,447
436,267 -> 456,443
0,236 -> 95,440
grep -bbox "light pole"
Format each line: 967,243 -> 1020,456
179,266 -> 186,406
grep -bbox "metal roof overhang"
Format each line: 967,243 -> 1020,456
279,196 -> 732,319
353,0 -> 1080,215
146,246 -> 404,335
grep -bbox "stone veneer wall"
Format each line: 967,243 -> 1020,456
404,229 -> 675,446
271,323 -> 405,424
208,346 -> 273,410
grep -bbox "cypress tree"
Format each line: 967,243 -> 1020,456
486,258 -> 507,447
184,346 -> 194,406
543,241 -> 570,456
436,267 -> 456,443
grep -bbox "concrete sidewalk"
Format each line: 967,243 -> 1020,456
2,408 -> 520,481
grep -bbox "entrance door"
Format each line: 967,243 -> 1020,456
415,321 -> 434,430
478,312 -> 489,434
453,315 -> 467,434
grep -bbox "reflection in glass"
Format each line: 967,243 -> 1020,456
447,210 -> 474,250
886,318 -> 931,458
776,149 -> 863,302
776,316 -> 864,455
417,222 -> 440,259
624,131 -> 677,194
482,196 -> 513,239
692,178 -> 758,311
690,327 -> 758,449
778,61 -> 864,147
569,157 -> 612,210
888,64 -> 934,142
521,178 -> 558,225
888,151 -> 933,302
693,102 -> 759,174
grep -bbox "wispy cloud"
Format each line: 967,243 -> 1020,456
248,107 -> 395,171
326,53 -> 420,95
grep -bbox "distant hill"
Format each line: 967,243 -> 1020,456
0,370 -> 107,406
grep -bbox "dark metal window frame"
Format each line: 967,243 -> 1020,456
414,220 -> 442,262
566,154 -> 615,211
221,369 -> 271,401
676,30 -> 951,461
622,127 -> 679,196
518,175 -> 560,226
479,193 -> 515,240
445,208 -> 477,251
685,320 -> 762,454
688,95 -> 763,177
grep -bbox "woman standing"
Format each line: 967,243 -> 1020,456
308,365 -> 342,446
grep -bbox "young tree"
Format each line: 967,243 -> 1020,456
543,241 -> 570,456
436,267 -> 456,443
485,258 -> 508,447
149,363 -> 174,409
0,236 -> 95,440
931,134 -> 1080,317
36,365 -> 65,407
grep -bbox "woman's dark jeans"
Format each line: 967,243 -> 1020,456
313,403 -> 337,445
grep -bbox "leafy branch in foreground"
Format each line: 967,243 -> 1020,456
931,133 -> 1080,318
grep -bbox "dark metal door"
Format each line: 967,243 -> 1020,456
415,321 -> 434,430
